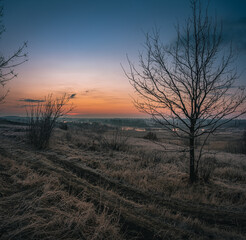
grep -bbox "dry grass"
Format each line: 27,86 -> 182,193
214,167 -> 246,182
1,123 -> 246,239
58,127 -> 246,208
0,155 -> 123,240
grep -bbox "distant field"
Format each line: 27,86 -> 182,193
0,121 -> 246,239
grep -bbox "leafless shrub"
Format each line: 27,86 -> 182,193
199,157 -> 216,183
243,130 -> 246,142
65,131 -> 72,141
143,131 -> 158,141
58,121 -> 68,130
26,94 -> 72,149
242,130 -> 246,154
61,128 -> 98,151
214,167 -> 246,182
226,138 -> 246,154
97,129 -> 129,151
133,148 -> 163,165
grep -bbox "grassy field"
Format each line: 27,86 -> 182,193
0,121 -> 246,239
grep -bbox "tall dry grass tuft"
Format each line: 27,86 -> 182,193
96,129 -> 129,151
199,157 -> 216,183
143,131 -> 158,141
63,127 -> 129,152
51,127 -> 246,207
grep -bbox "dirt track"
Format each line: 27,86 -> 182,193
0,127 -> 246,239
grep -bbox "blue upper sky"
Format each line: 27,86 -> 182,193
1,0 -> 246,117
3,0 -> 246,57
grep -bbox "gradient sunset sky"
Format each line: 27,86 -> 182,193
1,0 -> 246,117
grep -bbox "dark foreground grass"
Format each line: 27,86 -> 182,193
1,124 -> 246,239
0,155 -> 123,240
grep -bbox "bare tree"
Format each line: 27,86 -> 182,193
0,4 -> 27,103
124,0 -> 246,183
26,94 -> 73,149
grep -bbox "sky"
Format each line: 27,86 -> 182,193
0,0 -> 246,117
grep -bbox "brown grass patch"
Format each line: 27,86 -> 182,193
0,155 -> 123,240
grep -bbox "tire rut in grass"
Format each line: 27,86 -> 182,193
43,150 -> 246,232
0,145 -> 214,239
1,142 -> 245,239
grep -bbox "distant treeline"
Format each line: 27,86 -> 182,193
1,116 -> 246,129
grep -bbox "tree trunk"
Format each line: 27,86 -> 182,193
189,129 -> 196,183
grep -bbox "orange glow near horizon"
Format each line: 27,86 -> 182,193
0,53 -> 148,118
1,75 -> 144,117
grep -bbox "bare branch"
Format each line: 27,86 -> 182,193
0,4 -> 28,103
124,0 -> 246,183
